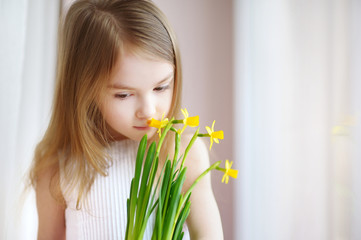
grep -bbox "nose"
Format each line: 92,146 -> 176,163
136,95 -> 156,120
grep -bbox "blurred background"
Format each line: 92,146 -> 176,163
1,0 -> 360,239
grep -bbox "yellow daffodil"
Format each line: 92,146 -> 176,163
178,108 -> 199,134
147,113 -> 169,137
220,160 -> 238,184
205,120 -> 224,150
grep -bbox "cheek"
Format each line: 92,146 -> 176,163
162,91 -> 174,115
100,99 -> 126,125
107,103 -> 130,123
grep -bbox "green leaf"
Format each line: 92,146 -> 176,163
173,194 -> 191,240
135,142 -> 156,226
162,168 -> 187,239
126,135 -> 147,239
160,160 -> 172,217
137,153 -> 159,238
125,198 -> 130,239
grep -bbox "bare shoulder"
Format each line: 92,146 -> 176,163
178,134 -> 224,239
36,168 -> 66,240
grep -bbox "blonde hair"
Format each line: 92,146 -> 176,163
29,0 -> 182,208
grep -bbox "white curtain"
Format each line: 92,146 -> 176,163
234,0 -> 361,239
0,1 -> 59,239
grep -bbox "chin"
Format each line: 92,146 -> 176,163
128,134 -> 154,142
122,130 -> 157,142
146,134 -> 156,140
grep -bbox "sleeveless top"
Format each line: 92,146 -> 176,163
62,139 -> 190,240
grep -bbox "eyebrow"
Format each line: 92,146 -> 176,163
109,73 -> 174,90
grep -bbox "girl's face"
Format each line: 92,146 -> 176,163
99,52 -> 174,141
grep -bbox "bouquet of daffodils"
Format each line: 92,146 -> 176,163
125,109 -> 238,240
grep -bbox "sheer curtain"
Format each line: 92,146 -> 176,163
0,1 -> 59,239
234,0 -> 361,239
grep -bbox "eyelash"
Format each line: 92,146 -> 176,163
154,85 -> 170,92
114,85 -> 170,100
115,93 -> 131,99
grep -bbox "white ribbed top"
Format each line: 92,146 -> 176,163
63,139 -> 190,240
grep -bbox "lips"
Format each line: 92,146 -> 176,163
133,126 -> 151,131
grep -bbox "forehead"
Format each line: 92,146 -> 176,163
109,52 -> 174,88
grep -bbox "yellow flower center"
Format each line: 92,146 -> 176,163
211,131 -> 224,139
226,169 -> 238,179
184,116 -> 199,127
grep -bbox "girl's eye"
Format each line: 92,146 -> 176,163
154,85 -> 170,92
115,93 -> 131,99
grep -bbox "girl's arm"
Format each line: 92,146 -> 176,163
36,169 -> 66,240
182,137 -> 224,240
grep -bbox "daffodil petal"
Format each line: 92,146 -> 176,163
211,120 -> 216,131
160,118 -> 169,128
209,138 -> 214,150
181,108 -> 189,118
181,109 -> 185,115
205,126 -> 212,135
179,125 -> 187,135
225,160 -> 230,169
224,175 -> 229,184
226,160 -> 233,169
222,174 -> 227,183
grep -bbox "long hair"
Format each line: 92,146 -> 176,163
29,0 -> 182,208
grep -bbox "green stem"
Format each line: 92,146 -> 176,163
180,128 -> 199,170
170,127 -> 178,133
215,166 -> 226,172
183,161 -> 221,204
197,133 -> 211,137
174,161 -> 221,226
156,118 -> 174,157
171,119 -> 184,124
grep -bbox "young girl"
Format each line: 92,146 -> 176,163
29,0 -> 223,239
